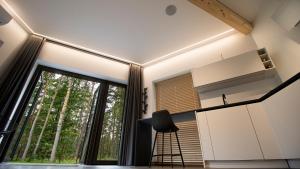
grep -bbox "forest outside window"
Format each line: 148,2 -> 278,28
4,66 -> 126,165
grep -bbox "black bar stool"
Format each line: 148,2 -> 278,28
149,110 -> 185,167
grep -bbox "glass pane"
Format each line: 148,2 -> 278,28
97,85 -> 125,161
7,71 -> 100,164
80,85 -> 100,163
2,76 -> 43,159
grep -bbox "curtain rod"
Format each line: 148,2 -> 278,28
45,38 -> 133,65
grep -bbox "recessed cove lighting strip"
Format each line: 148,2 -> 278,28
142,29 -> 236,66
4,0 -> 237,66
2,0 -> 138,65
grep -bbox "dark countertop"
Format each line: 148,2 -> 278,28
140,72 -> 300,124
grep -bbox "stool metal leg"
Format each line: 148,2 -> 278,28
162,132 -> 164,167
149,132 -> 158,167
175,131 -> 185,167
170,132 -> 173,168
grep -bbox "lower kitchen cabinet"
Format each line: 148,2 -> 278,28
196,112 -> 215,160
196,79 -> 300,161
205,105 -> 263,160
262,80 -> 300,159
247,103 -> 282,159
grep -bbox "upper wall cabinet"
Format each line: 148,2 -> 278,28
191,49 -> 276,92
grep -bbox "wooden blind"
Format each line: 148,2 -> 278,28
155,73 -> 203,166
156,120 -> 203,165
156,73 -> 200,113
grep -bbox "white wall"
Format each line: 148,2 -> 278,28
143,33 -> 258,118
251,0 -> 300,81
37,42 -> 129,84
0,19 -> 28,78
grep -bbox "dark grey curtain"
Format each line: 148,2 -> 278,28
0,35 -> 44,134
119,64 -> 143,166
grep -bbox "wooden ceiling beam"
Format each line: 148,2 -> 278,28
188,0 -> 253,34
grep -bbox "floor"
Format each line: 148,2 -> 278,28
0,163 -> 198,169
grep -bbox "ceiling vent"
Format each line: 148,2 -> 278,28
272,0 -> 300,43
272,0 -> 300,31
0,5 -> 12,26
0,40 -> 3,48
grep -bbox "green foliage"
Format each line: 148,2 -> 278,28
8,71 -> 125,164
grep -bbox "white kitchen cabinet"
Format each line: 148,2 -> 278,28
262,80 -> 300,159
247,103 -> 282,159
192,50 -> 264,89
205,105 -> 263,160
191,49 -> 276,92
195,112 -> 215,160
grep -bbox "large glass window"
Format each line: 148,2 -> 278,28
4,66 -> 126,165
7,71 -> 100,164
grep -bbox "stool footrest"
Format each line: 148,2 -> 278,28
153,154 -> 182,156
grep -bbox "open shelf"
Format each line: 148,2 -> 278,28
257,48 -> 267,55
260,53 -> 270,62
257,48 -> 275,70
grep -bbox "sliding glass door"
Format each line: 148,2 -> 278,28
3,66 -> 126,165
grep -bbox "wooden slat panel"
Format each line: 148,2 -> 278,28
156,73 -> 200,114
155,74 -> 203,165
156,120 -> 203,164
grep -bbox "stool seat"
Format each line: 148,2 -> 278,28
155,124 -> 179,133
152,110 -> 179,132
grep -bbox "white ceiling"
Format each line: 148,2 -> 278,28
7,0 -> 262,64
220,0 -> 262,22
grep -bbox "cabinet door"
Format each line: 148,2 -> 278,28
262,80 -> 300,159
206,105 -> 263,160
196,112 -> 215,160
192,50 -> 264,88
247,103 -> 282,159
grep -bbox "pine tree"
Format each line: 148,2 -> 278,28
50,78 -> 73,162
33,79 -> 60,156
74,82 -> 95,161
21,80 -> 49,160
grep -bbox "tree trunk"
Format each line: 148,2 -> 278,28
74,82 -> 95,161
72,82 -> 87,159
21,84 -> 48,160
73,109 -> 83,160
33,86 -> 59,156
50,78 -> 73,162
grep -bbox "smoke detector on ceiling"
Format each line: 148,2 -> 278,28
165,5 -> 177,16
